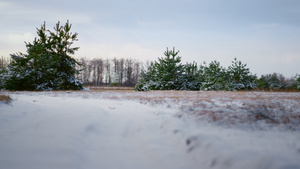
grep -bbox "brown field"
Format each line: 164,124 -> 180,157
79,89 -> 300,128
79,88 -> 300,103
2,89 -> 300,129
87,86 -> 135,91
0,95 -> 11,103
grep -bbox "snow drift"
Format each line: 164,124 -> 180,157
0,91 -> 299,169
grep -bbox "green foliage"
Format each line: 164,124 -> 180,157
135,47 -> 185,90
257,73 -> 300,90
295,74 -> 300,90
198,58 -> 256,91
135,48 -> 258,91
200,61 -> 227,90
258,73 -> 286,89
109,82 -> 119,86
296,74 -> 300,90
226,58 -> 257,90
178,62 -> 201,90
2,21 -> 83,91
155,47 -> 184,89
287,74 -> 300,90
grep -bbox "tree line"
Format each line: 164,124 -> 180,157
76,57 -> 141,87
135,47 -> 300,91
1,47 -> 299,91
1,48 -> 299,91
0,20 -> 299,91
0,20 -> 141,90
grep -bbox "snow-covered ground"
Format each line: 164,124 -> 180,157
0,91 -> 300,169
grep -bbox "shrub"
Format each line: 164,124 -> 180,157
258,73 -> 288,90
297,75 -> 300,90
109,82 -> 119,86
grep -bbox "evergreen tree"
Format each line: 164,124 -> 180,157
200,60 -> 227,90
135,61 -> 158,91
178,62 -> 201,90
296,74 -> 300,90
258,73 -> 288,90
227,58 -> 257,90
135,49 -> 261,91
156,47 -> 184,89
3,21 -> 83,91
135,47 -> 184,90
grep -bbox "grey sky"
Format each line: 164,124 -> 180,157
1,0 -> 300,77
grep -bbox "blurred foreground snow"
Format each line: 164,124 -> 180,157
0,91 -> 299,169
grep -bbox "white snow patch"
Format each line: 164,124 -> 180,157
0,91 -> 299,169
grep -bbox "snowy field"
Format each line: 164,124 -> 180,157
0,90 -> 300,169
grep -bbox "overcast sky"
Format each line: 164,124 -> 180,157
1,0 -> 300,77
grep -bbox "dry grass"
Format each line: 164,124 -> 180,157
0,95 -> 11,103
3,89 -> 300,128
87,86 -> 135,91
89,90 -> 300,127
74,90 -> 300,125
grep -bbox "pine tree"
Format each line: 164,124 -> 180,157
4,21 -> 83,91
135,50 -> 259,91
200,60 -> 227,90
258,73 -> 286,89
178,62 -> 201,90
135,47 -> 184,90
227,58 -> 257,90
156,47 -> 184,89
48,21 -> 81,89
296,74 -> 300,90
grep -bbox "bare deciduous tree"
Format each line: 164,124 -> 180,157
0,56 -> 10,70
77,57 -> 142,87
